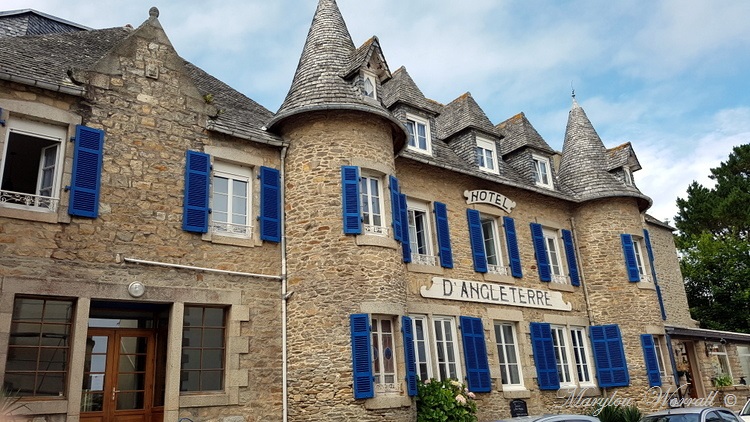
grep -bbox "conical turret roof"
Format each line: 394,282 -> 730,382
268,0 -> 401,135
557,98 -> 650,208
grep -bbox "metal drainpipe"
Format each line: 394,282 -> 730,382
280,146 -> 289,422
570,217 -> 595,326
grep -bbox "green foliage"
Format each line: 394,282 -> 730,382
416,379 -> 477,422
713,373 -> 734,387
589,403 -> 642,422
674,144 -> 750,333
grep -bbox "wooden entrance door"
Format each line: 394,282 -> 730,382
80,329 -> 157,422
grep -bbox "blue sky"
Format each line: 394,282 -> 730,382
8,0 -> 750,223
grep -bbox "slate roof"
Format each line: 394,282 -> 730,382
435,93 -> 504,140
607,142 -> 642,171
645,213 -> 675,231
0,14 -> 280,145
381,67 -> 442,114
557,99 -> 650,208
0,9 -> 89,37
268,0 -> 402,134
497,112 -> 556,156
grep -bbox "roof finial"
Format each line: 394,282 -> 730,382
149,7 -> 159,18
571,82 -> 576,99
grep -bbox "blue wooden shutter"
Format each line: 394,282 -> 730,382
561,229 -> 580,286
644,229 -> 667,320
402,316 -> 418,396
620,234 -> 640,282
68,125 -> 105,218
341,166 -> 362,234
590,324 -> 630,387
640,334 -> 662,387
530,322 -> 559,390
182,150 -> 211,233
531,223 -> 551,282
503,216 -> 523,278
259,166 -> 281,242
350,314 -> 374,399
460,316 -> 491,392
399,193 -> 411,263
389,176 -> 402,241
434,202 -> 453,268
467,209 -> 488,273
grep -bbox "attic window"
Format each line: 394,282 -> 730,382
623,167 -> 633,185
406,114 -> 431,155
362,72 -> 377,100
476,137 -> 498,174
531,154 -> 553,189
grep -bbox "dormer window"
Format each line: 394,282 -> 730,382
406,114 -> 431,155
476,137 -> 498,174
362,72 -> 377,100
532,154 -> 553,189
623,167 -> 633,185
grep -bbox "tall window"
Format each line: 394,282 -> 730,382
211,162 -> 252,238
707,342 -> 732,379
433,317 -> 461,381
360,173 -> 385,235
551,325 -> 594,388
408,201 -> 436,266
5,297 -> 74,397
411,316 -> 433,381
653,336 -> 667,377
481,216 -> 506,275
633,239 -> 650,282
476,138 -> 498,174
406,115 -> 431,155
494,322 -> 523,388
181,306 -> 226,392
371,316 -> 398,393
1,118 -> 66,212
532,155 -> 553,189
543,229 -> 566,283
737,345 -> 750,381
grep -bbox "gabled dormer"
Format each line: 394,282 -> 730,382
342,36 -> 391,102
607,142 -> 642,187
497,112 -> 558,190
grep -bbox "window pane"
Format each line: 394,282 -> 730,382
181,306 -> 226,393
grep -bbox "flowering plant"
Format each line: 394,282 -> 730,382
416,378 -> 477,422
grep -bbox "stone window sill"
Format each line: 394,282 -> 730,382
356,234 -> 398,249
548,283 -> 575,293
637,282 -> 656,290
407,263 -> 444,275
364,394 -> 412,409
483,273 -> 516,284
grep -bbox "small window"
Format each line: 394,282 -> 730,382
5,296 -> 75,397
532,154 -> 553,189
406,115 -> 431,155
371,315 -> 398,394
475,137 -> 498,174
707,342 -> 733,381
407,200 -> 436,266
738,345 -> 750,381
494,322 -> 523,388
632,238 -> 651,282
1,118 -> 67,212
543,228 -> 566,284
481,216 -> 507,275
362,72 -> 377,99
360,172 -> 386,236
623,167 -> 633,185
211,161 -> 253,238
653,336 -> 667,377
181,306 -> 226,393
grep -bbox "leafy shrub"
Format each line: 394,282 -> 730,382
416,378 -> 477,422
589,403 -> 642,422
714,373 -> 733,387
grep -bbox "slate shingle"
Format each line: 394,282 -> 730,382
497,112 -> 555,156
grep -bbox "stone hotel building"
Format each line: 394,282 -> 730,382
0,2 -> 748,422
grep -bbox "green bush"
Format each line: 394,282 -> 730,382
714,374 -> 733,387
416,379 -> 478,422
589,403 -> 642,422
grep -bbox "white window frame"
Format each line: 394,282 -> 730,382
532,154 -> 553,189
371,315 -> 399,394
210,161 -> 253,239
411,315 -> 434,382
543,228 -> 567,284
707,342 -> 733,380
481,215 -> 507,275
0,118 -> 66,213
623,167 -> 633,186
407,200 -> 436,266
654,336 -> 667,378
632,238 -> 652,283
406,114 -> 432,155
362,71 -> 377,100
432,316 -> 462,382
476,137 -> 499,174
359,172 -> 387,236
494,321 -> 524,389
551,325 -> 595,389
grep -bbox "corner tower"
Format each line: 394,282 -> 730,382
268,1 -> 411,420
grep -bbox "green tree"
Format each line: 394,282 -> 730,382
674,144 -> 750,333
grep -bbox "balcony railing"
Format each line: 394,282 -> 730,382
0,190 -> 59,212
551,274 -> 568,284
211,221 -> 253,238
488,264 -> 508,276
411,253 -> 437,266
364,224 -> 389,237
